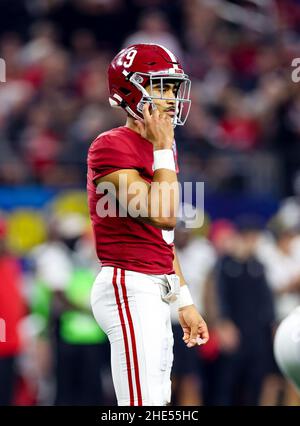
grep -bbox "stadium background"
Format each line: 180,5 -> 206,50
0,0 -> 300,406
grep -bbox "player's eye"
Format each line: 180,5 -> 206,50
162,85 -> 176,94
151,84 -> 160,92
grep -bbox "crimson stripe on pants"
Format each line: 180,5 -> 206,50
112,267 -> 134,405
120,269 -> 143,406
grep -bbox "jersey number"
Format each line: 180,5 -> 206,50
122,49 -> 137,68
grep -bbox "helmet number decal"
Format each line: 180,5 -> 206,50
123,49 -> 137,68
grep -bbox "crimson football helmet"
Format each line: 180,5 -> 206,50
108,43 -> 191,127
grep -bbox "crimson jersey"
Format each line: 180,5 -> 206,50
87,126 -> 178,274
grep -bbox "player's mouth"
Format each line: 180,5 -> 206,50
165,108 -> 176,116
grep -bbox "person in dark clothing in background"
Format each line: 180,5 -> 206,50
31,213 -> 110,405
213,216 -> 275,406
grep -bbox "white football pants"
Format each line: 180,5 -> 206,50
90,266 -> 174,406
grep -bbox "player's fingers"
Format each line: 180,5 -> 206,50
196,337 -> 207,345
162,111 -> 172,120
142,102 -> 151,121
162,116 -> 172,126
183,333 -> 189,342
187,323 -> 198,348
182,326 -> 189,335
198,324 -> 209,343
134,120 -> 144,133
181,326 -> 190,342
158,111 -> 169,121
152,108 -> 160,120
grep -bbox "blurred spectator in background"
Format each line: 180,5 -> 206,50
0,0 -> 298,197
257,218 -> 300,322
211,216 -> 275,405
30,213 -> 111,405
171,206 -> 216,405
200,219 -> 238,405
256,201 -> 300,405
0,217 -> 26,405
123,9 -> 182,58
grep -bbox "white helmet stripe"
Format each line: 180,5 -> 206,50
156,44 -> 179,69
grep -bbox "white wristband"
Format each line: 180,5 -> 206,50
153,149 -> 176,171
178,285 -> 194,309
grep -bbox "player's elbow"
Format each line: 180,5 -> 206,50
152,216 -> 177,230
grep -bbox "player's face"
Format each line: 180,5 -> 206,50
145,82 -> 177,118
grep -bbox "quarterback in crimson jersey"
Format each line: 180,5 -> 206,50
88,44 -> 209,406
87,126 -> 179,274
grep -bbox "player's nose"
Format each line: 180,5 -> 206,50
167,88 -> 175,99
166,91 -> 176,105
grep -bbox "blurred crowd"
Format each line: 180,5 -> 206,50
0,0 -> 299,195
2,197 -> 300,405
1,0 -> 300,406
172,199 -> 300,406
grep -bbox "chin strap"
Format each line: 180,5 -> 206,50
124,104 -> 143,122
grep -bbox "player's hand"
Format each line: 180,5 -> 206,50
134,102 -> 174,150
178,305 -> 209,348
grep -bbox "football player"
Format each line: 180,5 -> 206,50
88,44 -> 209,406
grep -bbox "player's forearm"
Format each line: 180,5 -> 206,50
173,248 -> 186,287
147,168 -> 179,229
173,248 -> 195,310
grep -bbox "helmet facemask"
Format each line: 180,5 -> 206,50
126,71 -> 191,127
